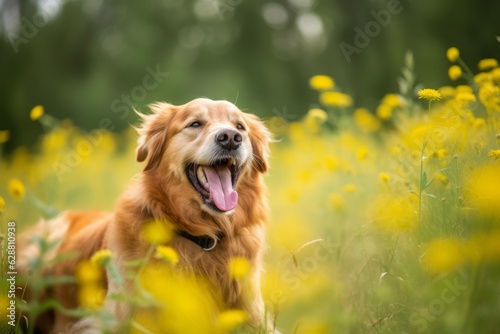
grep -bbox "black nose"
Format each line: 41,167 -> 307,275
215,129 -> 242,151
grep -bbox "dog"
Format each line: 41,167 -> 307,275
17,98 -> 272,333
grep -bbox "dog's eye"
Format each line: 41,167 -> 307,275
236,123 -> 245,130
188,121 -> 202,128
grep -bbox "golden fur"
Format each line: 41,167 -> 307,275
18,98 -> 271,333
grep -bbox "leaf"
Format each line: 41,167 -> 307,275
424,193 -> 437,199
379,272 -> 388,282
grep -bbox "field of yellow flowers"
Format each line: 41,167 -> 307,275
2,47 -> 500,333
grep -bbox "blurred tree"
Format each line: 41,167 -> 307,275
1,0 -> 499,152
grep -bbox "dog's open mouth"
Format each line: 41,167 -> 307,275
186,158 -> 240,212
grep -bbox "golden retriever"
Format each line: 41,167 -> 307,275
18,98 -> 272,333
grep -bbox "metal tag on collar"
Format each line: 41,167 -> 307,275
202,236 -> 217,251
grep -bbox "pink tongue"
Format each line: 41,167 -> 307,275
203,165 -> 238,211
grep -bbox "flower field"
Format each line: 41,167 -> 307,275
2,48 -> 500,333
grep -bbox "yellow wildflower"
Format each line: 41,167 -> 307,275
376,104 -> 392,120
492,68 -> 500,82
478,58 -> 499,71
488,149 -> 500,160
78,284 -> 106,309
0,130 -> 10,143
448,65 -> 462,81
228,257 -> 251,280
432,148 -> 449,158
456,85 -> 473,94
371,194 -> 418,233
436,172 -> 449,186
155,245 -> 179,265
8,179 -> 25,200
30,105 -> 45,121
418,89 -> 442,102
218,309 -> 248,332
473,118 -> 485,128
135,266 -> 221,334
379,172 -> 391,183
75,261 -> 104,284
356,147 -> 368,160
474,72 -> 492,85
446,47 -> 460,62
142,220 -> 173,245
353,108 -> 380,132
382,94 -> 401,108
306,108 -> 328,123
328,193 -> 345,212
465,163 -> 500,217
455,92 -> 476,105
422,238 -> 463,274
320,91 -> 353,107
439,86 -> 455,99
90,249 -> 113,266
309,75 -> 334,90
342,184 -> 357,193
0,196 -> 5,213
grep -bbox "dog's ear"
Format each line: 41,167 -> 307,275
243,113 -> 271,174
136,103 -> 175,171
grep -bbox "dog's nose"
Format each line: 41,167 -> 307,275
215,129 -> 242,151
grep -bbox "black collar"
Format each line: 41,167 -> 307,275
177,230 -> 220,251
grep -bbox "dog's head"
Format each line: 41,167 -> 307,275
136,98 -> 270,214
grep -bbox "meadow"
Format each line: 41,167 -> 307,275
1,48 -> 500,333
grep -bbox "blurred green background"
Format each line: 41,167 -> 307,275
1,0 -> 499,150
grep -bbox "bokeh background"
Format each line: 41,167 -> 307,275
2,1 -> 500,333
1,0 -> 500,150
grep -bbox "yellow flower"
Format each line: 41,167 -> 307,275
446,47 -> 460,62
448,65 -> 462,81
492,68 -> 500,82
309,75 -> 334,90
75,261 -> 104,284
353,108 -> 380,132
320,91 -> 353,107
90,249 -> 113,266
488,149 -> 500,160
142,220 -> 174,244
432,148 -> 449,158
376,104 -> 392,120
155,245 -> 179,265
30,105 -> 45,121
0,196 -> 5,213
0,130 -> 10,143
382,94 -> 401,108
356,147 -> 368,160
328,193 -> 345,212
422,239 -> 463,274
439,86 -> 456,99
228,257 -> 251,280
218,309 -> 248,332
371,194 -> 418,233
465,163 -> 500,217
306,108 -> 328,123
478,58 -> 499,71
455,92 -> 476,104
436,172 -> 449,186
8,178 -> 25,200
473,118 -> 485,128
456,85 -> 473,94
379,172 -> 391,183
78,284 -> 106,309
342,184 -> 357,193
418,89 -> 442,102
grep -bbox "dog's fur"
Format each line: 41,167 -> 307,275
17,98 -> 271,333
